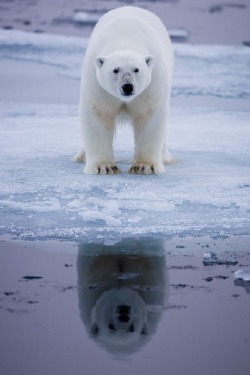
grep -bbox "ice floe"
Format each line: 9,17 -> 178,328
0,29 -> 249,242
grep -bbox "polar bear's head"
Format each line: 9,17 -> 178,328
95,50 -> 154,101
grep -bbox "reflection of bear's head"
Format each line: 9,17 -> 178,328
90,287 -> 147,349
77,238 -> 168,356
95,50 -> 154,102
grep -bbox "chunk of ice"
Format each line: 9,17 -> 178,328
203,252 -> 238,266
73,12 -> 100,25
169,28 -> 189,43
234,269 -> 250,281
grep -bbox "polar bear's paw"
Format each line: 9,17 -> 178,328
84,164 -> 121,175
129,163 -> 165,175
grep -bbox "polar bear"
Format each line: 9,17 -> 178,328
75,6 -> 173,174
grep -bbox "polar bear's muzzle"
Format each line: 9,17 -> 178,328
120,72 -> 136,97
116,304 -> 132,323
122,83 -> 134,96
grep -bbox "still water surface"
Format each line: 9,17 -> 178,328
0,237 -> 249,375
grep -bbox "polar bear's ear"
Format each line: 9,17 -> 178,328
96,57 -> 105,68
145,55 -> 154,68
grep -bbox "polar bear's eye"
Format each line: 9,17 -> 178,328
134,68 -> 139,73
113,68 -> 120,74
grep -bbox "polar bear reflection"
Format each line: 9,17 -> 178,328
77,238 -> 168,355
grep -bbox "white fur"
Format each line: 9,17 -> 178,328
76,6 -> 173,174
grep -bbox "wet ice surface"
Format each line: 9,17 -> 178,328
0,238 -> 250,375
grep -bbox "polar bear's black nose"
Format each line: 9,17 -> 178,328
116,305 -> 131,323
122,83 -> 134,96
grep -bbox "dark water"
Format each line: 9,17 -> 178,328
1,0 -> 250,44
0,237 -> 250,375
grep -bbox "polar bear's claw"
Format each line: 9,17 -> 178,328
111,166 -> 120,174
97,165 -> 121,175
129,163 -> 161,175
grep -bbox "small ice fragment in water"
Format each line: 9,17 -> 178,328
204,252 -> 213,260
169,28 -> 189,43
203,252 -> 238,266
22,275 -> 43,280
234,269 -> 250,281
73,12 -> 100,25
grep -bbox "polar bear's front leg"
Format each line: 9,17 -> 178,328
130,109 -> 167,175
81,109 -> 120,175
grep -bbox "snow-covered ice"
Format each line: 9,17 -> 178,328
0,29 -> 249,243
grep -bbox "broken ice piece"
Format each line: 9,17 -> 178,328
234,269 -> 250,281
22,275 -> 43,280
169,28 -> 189,43
204,252 -> 214,260
72,12 -> 100,26
203,252 -> 238,266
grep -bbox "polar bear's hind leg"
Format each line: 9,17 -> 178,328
162,148 -> 175,164
74,150 -> 86,163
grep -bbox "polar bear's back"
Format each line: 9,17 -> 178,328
89,6 -> 171,58
94,7 -> 169,43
